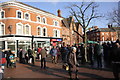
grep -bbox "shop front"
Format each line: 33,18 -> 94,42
50,38 -> 62,47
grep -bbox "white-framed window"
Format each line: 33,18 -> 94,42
0,9 -> 5,18
102,33 -> 104,35
16,23 -> 23,35
24,24 -> 31,35
0,22 -> 5,35
43,27 -> 47,36
53,20 -> 59,26
16,10 -> 23,19
37,26 -> 42,36
106,33 -> 108,35
24,12 -> 30,20
36,16 -> 41,22
53,29 -> 60,37
42,17 -> 47,24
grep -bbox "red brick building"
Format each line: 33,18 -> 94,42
62,16 -> 83,46
0,1 -> 83,56
0,1 -> 63,54
87,26 -> 117,43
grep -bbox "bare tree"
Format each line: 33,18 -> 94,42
107,9 -> 120,26
68,2 -> 102,62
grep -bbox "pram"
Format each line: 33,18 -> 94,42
9,54 -> 16,68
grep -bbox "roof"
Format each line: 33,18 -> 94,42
1,1 -> 61,18
99,28 -> 115,32
87,28 -> 116,33
62,16 -> 73,28
112,27 -> 120,31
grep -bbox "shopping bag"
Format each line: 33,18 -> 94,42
29,58 -> 32,63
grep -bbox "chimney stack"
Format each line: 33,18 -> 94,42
108,24 -> 112,28
57,9 -> 61,17
88,28 -> 92,31
94,26 -> 98,29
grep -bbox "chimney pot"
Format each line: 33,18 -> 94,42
57,9 -> 61,17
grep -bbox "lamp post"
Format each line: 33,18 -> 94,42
31,35 -> 34,49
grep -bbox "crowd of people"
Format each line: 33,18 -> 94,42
1,40 -> 120,79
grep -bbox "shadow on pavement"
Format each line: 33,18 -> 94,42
24,63 -> 107,79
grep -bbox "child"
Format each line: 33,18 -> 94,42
9,51 -> 16,68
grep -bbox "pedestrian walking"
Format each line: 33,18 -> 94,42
50,46 -> 58,64
40,47 -> 47,69
5,48 -> 11,68
60,43 -> 69,63
67,47 -> 78,79
27,47 -> 34,65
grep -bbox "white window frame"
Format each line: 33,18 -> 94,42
24,24 -> 31,35
0,22 -> 5,35
42,17 -> 47,24
16,22 -> 23,35
53,20 -> 59,26
57,30 -> 60,37
37,26 -> 42,36
43,27 -> 47,37
36,15 -> 41,22
53,29 -> 60,37
0,9 -> 5,18
24,12 -> 30,20
16,10 -> 23,19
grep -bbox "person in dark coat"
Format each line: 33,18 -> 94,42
80,44 -> 85,64
94,43 -> 103,68
27,48 -> 34,65
18,48 -> 23,63
67,47 -> 78,79
88,43 -> 94,66
111,42 -> 120,80
61,43 -> 69,63
5,49 -> 12,68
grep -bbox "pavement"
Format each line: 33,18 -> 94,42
3,57 -> 114,80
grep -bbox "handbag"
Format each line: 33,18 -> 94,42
62,63 -> 69,71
